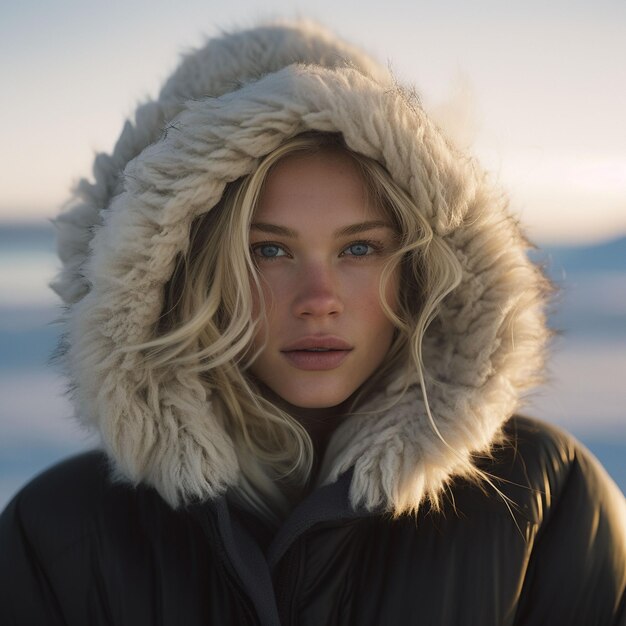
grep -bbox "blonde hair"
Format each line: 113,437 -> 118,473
142,132 -> 462,523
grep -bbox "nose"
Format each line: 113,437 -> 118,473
291,263 -> 344,318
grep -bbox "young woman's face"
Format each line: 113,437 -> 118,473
248,149 -> 399,410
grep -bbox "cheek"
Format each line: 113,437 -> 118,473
368,266 -> 400,351
249,274 -> 283,350
248,274 -> 266,351
250,282 -> 262,321
249,270 -> 273,319
385,265 -> 402,315
373,257 -> 401,319
354,263 -> 399,319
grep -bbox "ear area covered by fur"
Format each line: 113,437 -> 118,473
52,22 -> 549,513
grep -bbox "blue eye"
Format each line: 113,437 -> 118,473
253,243 -> 286,259
344,243 -> 373,257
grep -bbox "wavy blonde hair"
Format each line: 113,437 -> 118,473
141,132 -> 462,522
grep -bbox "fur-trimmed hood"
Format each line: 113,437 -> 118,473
52,21 -> 549,514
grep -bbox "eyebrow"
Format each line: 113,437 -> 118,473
250,220 -> 392,238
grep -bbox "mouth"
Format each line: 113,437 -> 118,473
281,336 -> 352,351
281,336 -> 353,371
298,348 -> 336,352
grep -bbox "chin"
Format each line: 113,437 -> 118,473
281,392 -> 352,410
307,400 -> 349,411
276,378 -> 370,413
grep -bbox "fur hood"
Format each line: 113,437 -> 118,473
52,21 -> 549,514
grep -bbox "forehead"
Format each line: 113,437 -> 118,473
254,149 -> 385,224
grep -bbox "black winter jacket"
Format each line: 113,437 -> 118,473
2,416 -> 625,625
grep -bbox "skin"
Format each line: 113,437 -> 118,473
248,148 -> 400,447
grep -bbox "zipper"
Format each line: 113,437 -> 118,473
274,540 -> 304,626
202,511 -> 259,624
272,519 -> 362,624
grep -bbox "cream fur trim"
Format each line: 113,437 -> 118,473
52,22 -> 548,513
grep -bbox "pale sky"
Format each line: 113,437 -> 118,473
1,0 -> 625,244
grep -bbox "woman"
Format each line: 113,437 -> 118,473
1,21 -> 625,625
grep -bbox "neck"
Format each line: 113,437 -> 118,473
258,384 -> 352,457
292,406 -> 343,460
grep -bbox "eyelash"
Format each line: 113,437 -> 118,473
342,240 -> 384,258
250,239 -> 385,261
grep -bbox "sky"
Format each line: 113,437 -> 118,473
1,0 -> 625,244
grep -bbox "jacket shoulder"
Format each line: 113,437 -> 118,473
1,452 -> 122,557
495,416 -> 626,623
0,452 -> 225,625
0,450 -> 192,565
0,452 -> 118,624
495,415 -> 625,520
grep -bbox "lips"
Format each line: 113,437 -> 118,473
281,336 -> 353,352
281,336 -> 353,371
